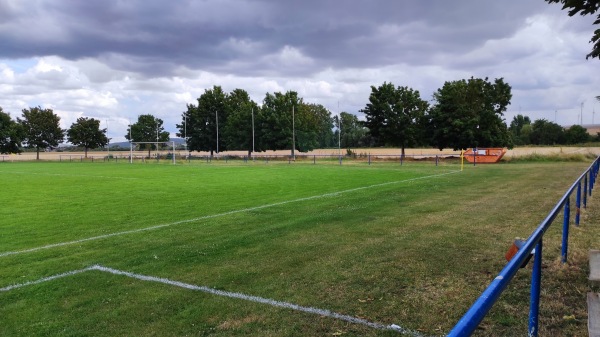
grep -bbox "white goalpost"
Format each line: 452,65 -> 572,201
129,141 -> 176,164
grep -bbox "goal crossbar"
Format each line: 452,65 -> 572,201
129,141 -> 176,164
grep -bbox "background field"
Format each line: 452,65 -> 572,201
1,159 -> 599,336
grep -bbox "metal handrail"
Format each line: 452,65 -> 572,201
448,157 -> 600,336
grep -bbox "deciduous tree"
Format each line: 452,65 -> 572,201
429,77 -> 512,150
67,117 -> 108,158
336,112 -> 370,148
126,114 -> 170,157
222,89 -> 260,157
259,91 -> 300,156
509,114 -> 532,145
529,119 -> 565,145
18,106 -> 65,160
177,85 -> 228,156
564,124 -> 590,144
361,82 -> 428,156
0,107 -> 23,154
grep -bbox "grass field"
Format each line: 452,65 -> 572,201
0,159 -> 598,336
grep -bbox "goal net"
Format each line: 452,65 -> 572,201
130,141 -> 176,164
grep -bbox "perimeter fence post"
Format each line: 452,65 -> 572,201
436,155 -> 439,166
400,155 -> 403,166
368,154 -> 371,165
576,182 -> 581,226
314,155 -> 316,165
528,239 -> 543,337
585,174 -> 589,208
561,197 -> 570,264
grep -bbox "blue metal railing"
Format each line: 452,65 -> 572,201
448,157 -> 600,336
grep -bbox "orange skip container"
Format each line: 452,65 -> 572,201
463,148 -> 507,163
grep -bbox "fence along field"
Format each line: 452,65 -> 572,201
0,159 -> 595,336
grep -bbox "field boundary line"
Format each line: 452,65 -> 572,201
0,170 -> 461,258
0,264 -> 431,337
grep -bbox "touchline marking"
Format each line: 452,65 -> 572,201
0,170 -> 460,258
1,265 -> 431,337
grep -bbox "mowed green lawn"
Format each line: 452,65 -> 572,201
0,159 -> 595,336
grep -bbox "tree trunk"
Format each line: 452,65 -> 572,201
84,147 -> 88,159
247,149 -> 252,159
36,147 -> 40,160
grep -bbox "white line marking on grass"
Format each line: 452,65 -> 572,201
0,267 -> 94,291
0,170 -> 461,258
1,265 -> 431,337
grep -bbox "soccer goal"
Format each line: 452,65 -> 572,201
130,141 -> 176,164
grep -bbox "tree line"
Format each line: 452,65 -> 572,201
509,115 -> 595,146
1,77 -> 598,159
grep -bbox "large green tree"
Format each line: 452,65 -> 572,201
178,85 -> 228,156
259,91 -> 300,157
335,112 -> 370,148
0,107 -> 23,154
529,119 -> 565,145
361,82 -> 428,156
296,103 -> 332,152
18,106 -> 65,160
545,0 -> 600,60
67,117 -> 109,158
564,124 -> 590,144
429,77 -> 512,150
126,114 -> 170,157
222,89 -> 260,157
509,114 -> 532,145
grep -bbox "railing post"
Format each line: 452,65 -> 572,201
529,239 -> 543,337
576,181 -> 581,226
561,197 -> 570,264
585,173 -> 589,208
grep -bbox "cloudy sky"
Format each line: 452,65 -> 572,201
0,0 -> 598,142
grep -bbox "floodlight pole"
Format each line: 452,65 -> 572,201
216,110 -> 219,155
172,141 -> 176,164
252,107 -> 255,155
129,121 -> 133,164
338,102 -> 341,158
291,102 -> 295,161
106,119 -> 110,159
184,114 -> 187,155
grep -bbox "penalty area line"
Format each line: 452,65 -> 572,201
0,265 -> 431,337
0,170 -> 461,258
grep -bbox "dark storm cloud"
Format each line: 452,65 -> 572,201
0,0 -> 565,77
